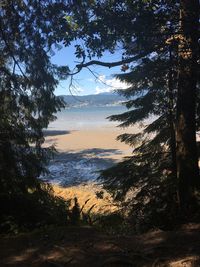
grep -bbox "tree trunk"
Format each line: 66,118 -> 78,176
168,47 -> 177,181
176,0 -> 199,212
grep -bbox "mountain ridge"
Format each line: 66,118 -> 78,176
59,92 -> 126,108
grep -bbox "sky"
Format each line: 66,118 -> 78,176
51,43 -> 129,96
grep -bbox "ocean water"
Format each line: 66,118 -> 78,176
42,105 -> 128,186
48,105 -> 127,131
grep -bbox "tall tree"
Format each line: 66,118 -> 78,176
176,0 -> 200,211
0,0 -> 70,229
62,0 -> 200,226
100,54 -> 179,230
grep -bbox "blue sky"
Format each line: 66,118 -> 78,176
51,44 -> 128,96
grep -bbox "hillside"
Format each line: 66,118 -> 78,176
60,92 -> 126,108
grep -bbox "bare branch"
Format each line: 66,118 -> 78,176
75,43 -> 166,72
67,70 -> 85,102
76,55 -> 140,69
86,66 -> 129,90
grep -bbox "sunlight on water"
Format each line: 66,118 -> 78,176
48,106 -> 127,131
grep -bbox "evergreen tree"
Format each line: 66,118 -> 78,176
101,55 -> 179,230
62,0 -> 200,228
175,0 -> 200,211
0,0 -> 70,230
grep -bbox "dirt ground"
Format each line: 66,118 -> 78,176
1,224 -> 200,267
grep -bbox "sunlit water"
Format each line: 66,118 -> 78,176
42,105 -> 129,186
48,105 -> 127,131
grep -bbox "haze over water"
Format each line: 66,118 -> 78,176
48,106 -> 127,131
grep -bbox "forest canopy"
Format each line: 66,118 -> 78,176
62,0 -> 200,229
0,0 -> 199,232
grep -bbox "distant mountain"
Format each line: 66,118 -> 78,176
60,92 -> 126,108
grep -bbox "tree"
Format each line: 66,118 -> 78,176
175,0 -> 200,211
62,0 -> 200,227
100,54 -> 179,230
0,0 -> 70,230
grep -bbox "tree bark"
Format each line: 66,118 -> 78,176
167,46 -> 177,181
176,0 -> 199,212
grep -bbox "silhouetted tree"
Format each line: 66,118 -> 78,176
61,0 -> 200,228
175,0 -> 200,212
0,0 -> 70,230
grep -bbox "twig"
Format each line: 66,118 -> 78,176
86,66 -> 128,90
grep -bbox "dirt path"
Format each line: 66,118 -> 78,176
1,224 -> 200,267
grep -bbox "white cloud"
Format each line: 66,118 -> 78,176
95,75 -> 129,94
86,78 -> 94,82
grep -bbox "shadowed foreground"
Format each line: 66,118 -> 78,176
1,224 -> 200,267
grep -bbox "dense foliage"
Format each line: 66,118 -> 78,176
101,57 -> 179,230
0,0 -> 70,231
0,0 -> 199,233
63,0 -> 200,230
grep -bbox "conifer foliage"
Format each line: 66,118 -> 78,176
64,0 -> 200,229
0,0 -> 69,231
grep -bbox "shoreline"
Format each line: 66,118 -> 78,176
44,128 -> 134,159
43,128 -> 133,186
43,127 -> 135,212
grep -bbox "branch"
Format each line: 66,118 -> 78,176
86,66 -> 128,90
0,20 -> 28,82
75,43 -> 166,71
76,55 -> 141,70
